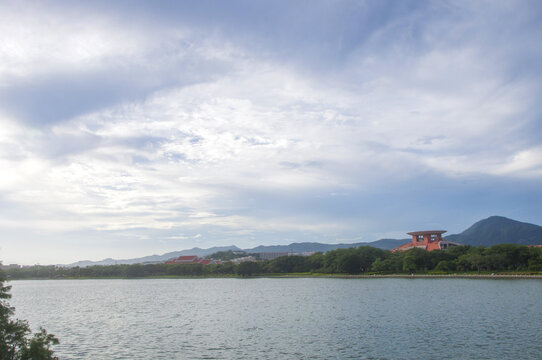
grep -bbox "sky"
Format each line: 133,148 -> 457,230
1,0 -> 542,265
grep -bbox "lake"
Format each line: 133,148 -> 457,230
9,278 -> 542,359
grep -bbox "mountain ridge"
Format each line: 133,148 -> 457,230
64,216 -> 542,267
65,240 -> 409,267
66,245 -> 244,267
445,215 -> 542,246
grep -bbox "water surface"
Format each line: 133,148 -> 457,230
10,278 -> 542,359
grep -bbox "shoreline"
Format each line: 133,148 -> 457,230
7,273 -> 542,280
274,274 -> 542,279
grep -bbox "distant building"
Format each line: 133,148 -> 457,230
165,255 -> 200,264
0,264 -> 21,270
257,252 -> 289,260
232,256 -> 256,263
392,230 -> 461,252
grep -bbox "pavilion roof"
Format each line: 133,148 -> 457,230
407,230 -> 447,236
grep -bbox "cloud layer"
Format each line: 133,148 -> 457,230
1,0 -> 542,264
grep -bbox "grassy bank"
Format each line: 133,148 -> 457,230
7,272 -> 542,280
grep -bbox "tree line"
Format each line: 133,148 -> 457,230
0,269 -> 58,359
5,244 -> 542,279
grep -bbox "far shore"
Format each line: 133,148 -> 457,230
271,274 -> 542,279
8,273 -> 542,280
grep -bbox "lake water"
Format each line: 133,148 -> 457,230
9,278 -> 542,359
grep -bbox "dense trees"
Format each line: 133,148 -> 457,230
205,251 -> 248,261
0,270 -> 58,359
236,261 -> 262,277
5,244 -> 542,280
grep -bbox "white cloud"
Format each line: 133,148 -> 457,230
2,39 -> 538,239
1,1 -> 541,264
0,3 -> 144,84
493,146 -> 542,177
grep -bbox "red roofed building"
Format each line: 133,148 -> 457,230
392,230 -> 461,252
165,255 -> 200,264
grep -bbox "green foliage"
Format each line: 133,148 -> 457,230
0,270 -> 58,359
318,246 -> 390,274
212,262 -> 235,274
205,251 -> 247,261
21,328 -> 59,360
5,244 -> 542,280
236,262 -> 262,276
265,256 -> 308,273
306,253 -> 325,272
435,260 -> 456,272
402,248 -> 431,273
166,263 -> 205,276
370,255 -> 402,273
337,252 -> 362,274
483,244 -> 530,271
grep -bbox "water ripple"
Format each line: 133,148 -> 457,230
9,278 -> 542,359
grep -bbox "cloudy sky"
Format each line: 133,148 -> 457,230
1,0 -> 542,265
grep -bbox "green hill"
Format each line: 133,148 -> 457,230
446,216 -> 542,246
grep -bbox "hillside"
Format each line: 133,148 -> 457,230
245,239 -> 409,253
63,216 -> 542,267
445,216 -> 542,246
65,239 -> 409,267
66,245 -> 243,267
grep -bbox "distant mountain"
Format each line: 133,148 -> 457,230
66,245 -> 243,267
366,238 -> 411,250
65,239 -> 409,267
445,216 -> 542,246
244,239 -> 409,253
64,216 -> 542,267
245,242 -> 342,254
